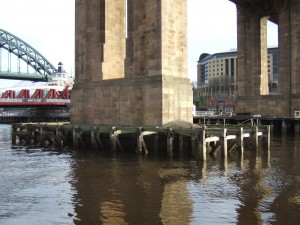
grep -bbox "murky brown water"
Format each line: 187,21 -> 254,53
1,124 -> 300,225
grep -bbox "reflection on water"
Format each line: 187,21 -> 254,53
1,124 -> 300,225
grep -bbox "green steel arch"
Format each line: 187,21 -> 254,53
0,28 -> 57,81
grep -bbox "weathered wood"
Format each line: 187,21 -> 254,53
179,134 -> 183,156
40,126 -> 46,146
202,129 -> 207,160
115,135 -> 123,152
73,126 -> 84,149
195,129 -> 206,160
221,128 -> 227,157
263,125 -> 271,151
154,133 -> 159,154
55,126 -> 64,148
136,127 -> 143,154
205,136 -> 220,142
10,122 -> 271,160
255,126 -> 259,150
228,140 -> 238,153
267,125 -> 270,151
110,127 -> 117,152
25,126 -> 32,144
239,127 -> 244,154
11,125 -> 17,145
91,126 -> 104,150
208,141 -> 221,156
141,137 -> 148,155
166,128 -> 174,157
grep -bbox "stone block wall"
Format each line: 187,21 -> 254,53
72,0 -> 192,126
236,95 -> 289,117
71,76 -> 192,126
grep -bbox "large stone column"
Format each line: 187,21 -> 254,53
235,0 -> 285,117
72,0 -> 126,123
75,0 -> 125,82
71,0 -> 192,126
236,4 -> 268,97
278,0 -> 300,115
124,0 -> 192,125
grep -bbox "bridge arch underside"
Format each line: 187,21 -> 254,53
234,0 -> 300,117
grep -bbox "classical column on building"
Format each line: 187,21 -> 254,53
72,0 -> 192,126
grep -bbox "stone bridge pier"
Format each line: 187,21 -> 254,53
71,0 -> 192,126
232,0 -> 300,117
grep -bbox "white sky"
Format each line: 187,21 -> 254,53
0,0 -> 278,88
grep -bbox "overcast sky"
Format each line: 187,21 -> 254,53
0,0 -> 278,88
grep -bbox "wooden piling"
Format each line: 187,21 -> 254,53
201,128 -> 207,160
221,128 -> 227,157
166,128 -> 174,157
239,127 -> 244,155
179,134 -> 183,157
40,126 -> 46,146
154,133 -> 159,154
10,122 -> 271,160
25,126 -> 31,144
263,125 -> 271,152
136,127 -> 143,154
110,127 -> 117,152
55,126 -> 64,148
91,126 -> 104,150
73,126 -> 84,149
255,126 -> 259,150
11,124 -> 17,145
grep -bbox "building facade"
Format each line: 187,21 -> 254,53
207,94 -> 236,115
197,47 -> 278,96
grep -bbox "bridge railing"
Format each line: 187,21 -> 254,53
193,111 -> 215,117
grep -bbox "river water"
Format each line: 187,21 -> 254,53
0,124 -> 300,225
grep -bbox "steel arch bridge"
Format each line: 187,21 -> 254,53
0,28 -> 57,81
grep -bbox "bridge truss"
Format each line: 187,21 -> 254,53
0,28 -> 57,81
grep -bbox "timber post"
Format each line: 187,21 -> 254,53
263,125 -> 271,152
11,124 -> 17,145
91,126 -> 104,150
73,126 -> 84,149
239,127 -> 244,155
55,126 -> 64,148
166,128 -> 174,157
255,126 -> 259,150
154,133 -> 159,154
110,127 -> 117,152
221,128 -> 228,157
179,134 -> 184,158
25,125 -> 31,144
136,127 -> 144,154
195,128 -> 206,161
40,126 -> 46,146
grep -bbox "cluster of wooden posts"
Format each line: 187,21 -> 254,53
11,122 -> 270,160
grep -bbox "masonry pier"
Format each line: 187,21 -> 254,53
11,122 -> 270,160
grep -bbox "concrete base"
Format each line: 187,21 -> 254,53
71,75 -> 193,126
